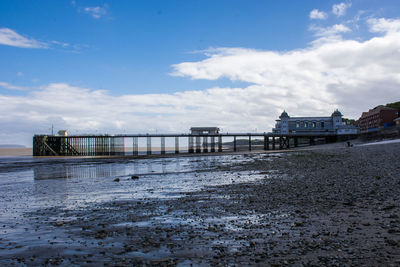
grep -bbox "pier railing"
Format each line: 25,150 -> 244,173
33,132 -> 356,157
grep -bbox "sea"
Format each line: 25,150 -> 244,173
0,153 -> 269,259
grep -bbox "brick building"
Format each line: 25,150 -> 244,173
357,105 -> 399,132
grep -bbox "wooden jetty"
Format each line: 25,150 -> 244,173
33,132 -> 356,157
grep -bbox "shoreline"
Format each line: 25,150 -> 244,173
0,148 -> 32,157
1,140 -> 400,265
2,137 -> 397,159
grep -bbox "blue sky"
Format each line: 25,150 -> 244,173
1,0 -> 400,145
1,0 -> 396,94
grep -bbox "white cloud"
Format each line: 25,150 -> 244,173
310,9 -> 328,20
310,24 -> 351,38
368,18 -> 400,34
0,82 -> 28,91
332,2 -> 351,17
172,19 -> 400,123
51,40 -> 69,47
0,28 -> 48,48
83,6 -> 107,19
2,18 -> 400,146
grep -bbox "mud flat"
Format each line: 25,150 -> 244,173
0,148 -> 32,157
0,142 -> 400,266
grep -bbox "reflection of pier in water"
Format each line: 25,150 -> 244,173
34,163 -> 126,180
33,157 -> 189,180
33,132 -> 356,157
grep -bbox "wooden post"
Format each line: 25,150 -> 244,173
161,136 -> 165,154
249,135 -> 252,151
147,136 -> 152,155
218,136 -> 223,152
107,137 -> 111,155
175,136 -> 179,154
188,136 -> 194,153
203,136 -> 208,152
196,136 -> 201,153
211,136 -> 215,152
234,136 -> 237,152
99,137 -> 101,155
309,137 -> 315,146
133,137 -> 138,156
263,136 -> 267,150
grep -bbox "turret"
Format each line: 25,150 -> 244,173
331,109 -> 343,130
279,110 -> 290,134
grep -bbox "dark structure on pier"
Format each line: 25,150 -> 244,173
33,135 -> 125,156
33,132 -> 356,157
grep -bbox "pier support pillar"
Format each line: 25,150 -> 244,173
210,137 -> 215,152
202,136 -> 208,152
218,136 -> 223,152
266,136 -> 270,150
175,137 -> 179,154
188,136 -> 194,153
309,137 -> 315,146
272,137 -> 276,150
279,137 -> 283,150
196,136 -> 201,153
161,136 -> 165,155
249,135 -> 252,151
263,136 -> 267,150
147,136 -> 152,155
294,137 -> 298,147
133,137 -> 138,156
234,136 -> 237,152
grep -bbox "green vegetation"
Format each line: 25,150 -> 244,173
386,101 -> 400,112
342,118 -> 356,125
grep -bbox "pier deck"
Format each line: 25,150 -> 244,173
33,132 -> 355,157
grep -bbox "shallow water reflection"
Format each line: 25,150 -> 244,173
0,154 -> 270,239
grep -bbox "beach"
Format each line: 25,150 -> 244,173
0,148 -> 32,157
0,140 -> 399,266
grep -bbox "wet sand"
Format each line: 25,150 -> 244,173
1,141 -> 400,266
0,148 -> 32,157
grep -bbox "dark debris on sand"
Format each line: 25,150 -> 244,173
2,142 -> 400,266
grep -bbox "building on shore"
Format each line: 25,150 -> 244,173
190,127 -> 220,135
395,117 -> 400,127
272,110 -> 357,135
57,130 -> 68,136
357,106 -> 399,133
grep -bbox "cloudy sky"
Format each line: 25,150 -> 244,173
1,0 -> 400,146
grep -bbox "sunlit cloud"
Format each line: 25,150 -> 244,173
82,6 -> 107,19
309,9 -> 328,20
311,24 -> 351,37
1,17 -> 400,146
0,81 -> 28,91
332,2 -> 351,17
368,17 -> 400,34
0,28 -> 48,48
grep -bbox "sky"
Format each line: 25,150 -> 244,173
1,0 -> 400,146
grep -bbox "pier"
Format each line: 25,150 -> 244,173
33,132 -> 355,157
